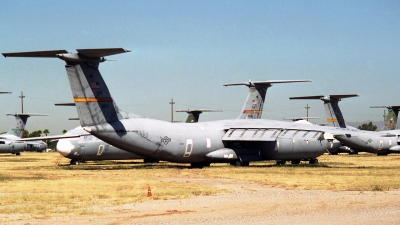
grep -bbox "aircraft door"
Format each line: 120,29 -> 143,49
183,139 -> 193,157
97,145 -> 105,156
97,144 -> 110,156
378,140 -> 383,151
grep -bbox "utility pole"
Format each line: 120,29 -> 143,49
19,91 -> 25,113
305,103 -> 310,121
169,98 -> 175,122
383,109 -> 386,121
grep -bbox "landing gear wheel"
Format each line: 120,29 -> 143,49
309,159 -> 318,165
276,160 -> 286,165
349,150 -> 358,155
70,159 -> 79,165
190,162 -> 209,169
15,152 -> 21,156
143,159 -> 160,163
291,160 -> 300,165
232,160 -> 249,167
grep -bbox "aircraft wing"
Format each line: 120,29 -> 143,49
222,128 -> 325,141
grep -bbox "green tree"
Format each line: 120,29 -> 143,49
23,130 -> 29,138
43,129 -> 50,136
29,130 -> 42,138
357,122 -> 377,131
62,129 -> 67,134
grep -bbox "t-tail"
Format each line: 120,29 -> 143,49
224,80 -> 312,119
289,94 -> 359,128
370,105 -> 400,130
176,109 -> 223,123
5,113 -> 48,138
3,48 -> 131,128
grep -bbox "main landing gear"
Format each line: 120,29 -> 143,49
230,160 -> 250,167
276,158 -> 318,165
190,162 -> 211,169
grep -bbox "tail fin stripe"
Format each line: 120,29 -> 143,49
74,97 -> 114,102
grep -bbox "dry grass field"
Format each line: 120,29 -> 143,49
0,152 -> 399,223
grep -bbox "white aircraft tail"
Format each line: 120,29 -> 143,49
224,80 -> 312,119
5,113 -> 48,138
3,48 -> 131,127
370,105 -> 400,130
290,94 -> 358,128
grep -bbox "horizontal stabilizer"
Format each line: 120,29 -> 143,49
18,134 -> 83,141
284,117 -> 320,121
76,48 -> 131,57
6,113 -> 49,117
2,50 -> 68,58
0,92 -> 12,94
2,48 -> 131,59
55,103 -> 76,106
290,94 -> 358,100
176,109 -> 223,113
370,105 -> 400,109
224,79 -> 311,87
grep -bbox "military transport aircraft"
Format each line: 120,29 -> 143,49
5,48 -> 400,166
54,109 -> 220,164
0,113 -> 47,155
289,94 -> 359,128
289,94 -> 358,154
288,94 -> 400,155
39,78 -> 302,165
57,78 -> 309,165
370,105 -> 400,131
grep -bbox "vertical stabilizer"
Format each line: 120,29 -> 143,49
5,113 -> 48,138
290,94 -> 358,128
66,61 -> 121,126
224,80 -> 311,119
2,48 -> 131,127
6,114 -> 29,137
176,109 -> 223,123
371,105 -> 400,130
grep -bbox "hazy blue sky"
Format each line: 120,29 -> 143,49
1,0 -> 399,134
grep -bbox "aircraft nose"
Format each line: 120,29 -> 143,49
56,139 -> 75,156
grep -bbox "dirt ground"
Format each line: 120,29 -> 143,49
3,178 -> 400,225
